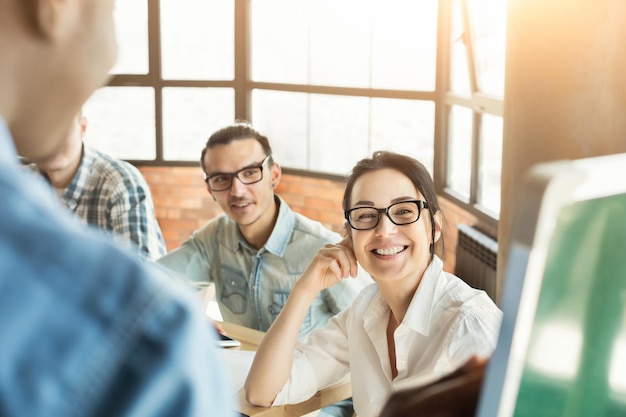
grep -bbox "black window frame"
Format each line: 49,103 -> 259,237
107,0 -> 502,229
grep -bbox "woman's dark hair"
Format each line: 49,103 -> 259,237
200,120 -> 273,173
342,151 -> 444,259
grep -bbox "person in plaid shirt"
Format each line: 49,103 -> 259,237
38,111 -> 166,261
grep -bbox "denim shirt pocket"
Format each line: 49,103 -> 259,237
219,268 -> 248,315
269,289 -> 312,332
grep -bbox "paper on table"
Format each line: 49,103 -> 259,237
218,349 -> 256,398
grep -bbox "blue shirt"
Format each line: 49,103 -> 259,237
59,144 -> 166,261
0,118 -> 234,417
158,196 -> 371,338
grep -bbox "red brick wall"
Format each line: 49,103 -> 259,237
139,166 -> 222,251
139,166 -> 495,273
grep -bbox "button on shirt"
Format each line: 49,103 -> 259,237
271,256 -> 502,417
59,145 -> 166,261
157,196 -> 371,337
0,118 -> 234,417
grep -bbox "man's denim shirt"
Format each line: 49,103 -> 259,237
158,196 -> 371,338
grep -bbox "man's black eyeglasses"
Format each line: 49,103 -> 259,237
204,155 -> 270,192
344,200 -> 429,230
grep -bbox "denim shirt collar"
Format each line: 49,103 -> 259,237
231,195 -> 296,257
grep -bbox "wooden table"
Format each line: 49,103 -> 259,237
221,321 -> 352,417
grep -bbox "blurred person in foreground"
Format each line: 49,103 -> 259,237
37,110 -> 166,260
245,151 -> 502,417
0,1 -> 233,416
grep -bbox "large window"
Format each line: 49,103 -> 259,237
85,0 -> 505,224
439,0 -> 506,219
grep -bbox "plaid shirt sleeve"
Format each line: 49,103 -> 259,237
63,147 -> 167,261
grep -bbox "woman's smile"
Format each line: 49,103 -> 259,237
372,245 -> 408,256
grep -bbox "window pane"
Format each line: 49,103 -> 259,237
254,91 -> 372,174
371,0 -> 437,90
467,0 -> 507,97
478,114 -> 502,216
83,87 -> 156,160
450,0 -> 471,96
162,88 -> 235,161
370,99 -> 435,175
160,0 -> 234,80
257,92 -> 373,174
309,94 -> 370,174
251,0 -> 309,84
309,0 -> 371,87
447,105 -> 473,199
253,92 -> 436,176
251,0 -> 437,90
111,0 -> 148,74
251,90 -> 309,168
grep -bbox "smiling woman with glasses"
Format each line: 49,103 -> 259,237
245,151 -> 502,417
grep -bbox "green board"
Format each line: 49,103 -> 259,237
513,193 -> 626,417
477,154 -> 626,417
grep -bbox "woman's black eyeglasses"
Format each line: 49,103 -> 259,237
344,200 -> 429,230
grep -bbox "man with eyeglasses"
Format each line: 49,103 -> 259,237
158,121 -> 370,417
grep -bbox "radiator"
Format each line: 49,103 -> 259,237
455,224 -> 498,300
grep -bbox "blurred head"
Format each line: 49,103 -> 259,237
0,0 -> 117,164
200,121 -> 281,239
343,151 -> 444,281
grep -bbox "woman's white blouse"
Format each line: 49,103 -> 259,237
271,255 -> 503,417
